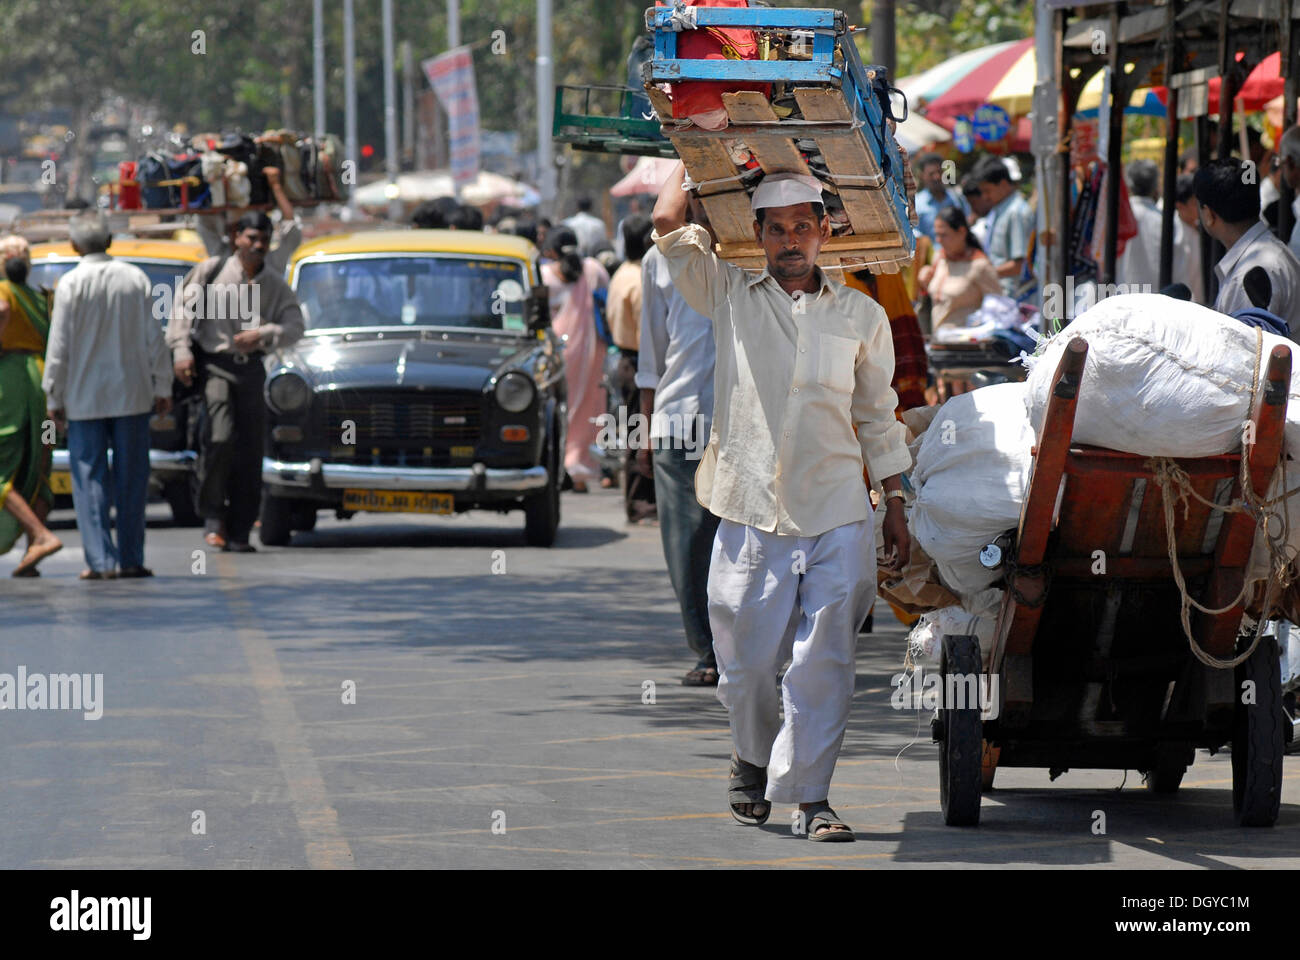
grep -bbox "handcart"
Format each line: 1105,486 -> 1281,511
641,4 -> 915,273
935,337 -> 1292,827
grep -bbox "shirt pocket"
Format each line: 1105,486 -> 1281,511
817,333 -> 858,393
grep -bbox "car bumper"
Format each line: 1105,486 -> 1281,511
51,448 -> 196,480
262,458 -> 549,494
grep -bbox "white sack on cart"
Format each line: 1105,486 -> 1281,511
1026,293 -> 1300,590
909,382 -> 1035,599
1025,294 -> 1300,457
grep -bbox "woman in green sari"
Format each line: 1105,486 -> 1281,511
0,235 -> 62,575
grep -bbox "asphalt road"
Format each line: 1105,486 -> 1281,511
3,488 -> 1299,869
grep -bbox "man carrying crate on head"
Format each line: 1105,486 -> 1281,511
652,160 -> 911,841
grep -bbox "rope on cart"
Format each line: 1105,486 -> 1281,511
1148,328 -> 1299,670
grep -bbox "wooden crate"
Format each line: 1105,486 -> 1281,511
645,4 -> 915,274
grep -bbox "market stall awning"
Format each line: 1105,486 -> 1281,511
1209,51 -> 1284,113
895,40 -> 1024,110
923,38 -> 1034,124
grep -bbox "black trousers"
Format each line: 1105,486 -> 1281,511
196,355 -> 266,542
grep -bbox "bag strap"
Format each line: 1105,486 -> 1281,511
190,253 -> 231,344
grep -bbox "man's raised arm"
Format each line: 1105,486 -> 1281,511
652,161 -> 689,236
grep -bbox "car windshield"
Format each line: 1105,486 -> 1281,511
295,256 -> 529,332
27,258 -> 196,293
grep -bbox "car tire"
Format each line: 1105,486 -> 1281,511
524,433 -> 561,547
163,479 -> 203,527
259,494 -> 294,547
291,501 -> 318,532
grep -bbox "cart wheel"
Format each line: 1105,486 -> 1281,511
1232,634 -> 1284,827
939,634 -> 983,826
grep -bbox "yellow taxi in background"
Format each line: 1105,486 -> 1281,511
29,237 -> 208,525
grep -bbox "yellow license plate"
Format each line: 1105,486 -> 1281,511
50,471 -> 72,495
342,489 -> 453,514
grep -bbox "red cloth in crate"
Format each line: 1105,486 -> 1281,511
658,0 -> 772,120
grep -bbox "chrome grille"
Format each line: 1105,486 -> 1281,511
321,391 -> 482,445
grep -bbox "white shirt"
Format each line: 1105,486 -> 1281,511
1116,196 -> 1163,291
562,211 -> 608,257
637,246 -> 714,442
1213,220 -> 1300,331
43,253 -> 172,420
653,223 -> 910,537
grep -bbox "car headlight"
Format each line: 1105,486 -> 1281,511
267,372 -> 311,413
494,371 -> 535,413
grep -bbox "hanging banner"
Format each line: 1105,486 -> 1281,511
422,46 -> 481,187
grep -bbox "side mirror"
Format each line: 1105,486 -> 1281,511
526,285 -> 551,333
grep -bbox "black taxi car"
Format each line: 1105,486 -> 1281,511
260,229 -> 565,546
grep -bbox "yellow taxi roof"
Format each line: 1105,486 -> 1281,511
29,238 -> 207,262
289,229 -> 538,265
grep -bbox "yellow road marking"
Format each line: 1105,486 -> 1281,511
216,554 -> 354,869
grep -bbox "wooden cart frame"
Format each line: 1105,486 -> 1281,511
935,337 -> 1291,827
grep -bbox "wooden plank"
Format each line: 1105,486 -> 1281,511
668,135 -> 754,244
643,82 -> 674,122
1192,343 -> 1292,658
722,92 -> 810,177
997,339 -> 1090,673
793,86 -> 895,237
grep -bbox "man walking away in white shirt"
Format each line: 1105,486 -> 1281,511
563,197 -> 609,258
652,163 -> 912,841
1197,158 -> 1300,331
1172,174 -> 1205,303
1116,159 -> 1163,291
43,215 -> 173,579
638,198 -> 718,686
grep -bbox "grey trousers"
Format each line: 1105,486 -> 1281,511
196,357 -> 266,543
653,442 -> 721,667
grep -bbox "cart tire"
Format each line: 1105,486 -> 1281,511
1232,635 -> 1284,827
939,634 -> 983,826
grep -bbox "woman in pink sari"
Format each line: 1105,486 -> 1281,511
541,227 -> 609,492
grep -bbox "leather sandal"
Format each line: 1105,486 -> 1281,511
804,803 -> 855,842
727,753 -> 770,826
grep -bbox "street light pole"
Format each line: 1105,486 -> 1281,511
344,0 -> 358,216
313,0 -> 326,140
449,0 -> 461,49
871,0 -> 895,77
383,0 -> 401,222
537,0 -> 555,216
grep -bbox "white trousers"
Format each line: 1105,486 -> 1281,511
708,515 -> 876,804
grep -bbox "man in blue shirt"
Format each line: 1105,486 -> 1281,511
976,158 -> 1035,297
912,152 -> 969,241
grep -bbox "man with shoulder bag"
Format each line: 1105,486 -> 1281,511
167,211 -> 304,552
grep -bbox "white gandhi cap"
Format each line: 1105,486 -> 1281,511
750,172 -> 825,213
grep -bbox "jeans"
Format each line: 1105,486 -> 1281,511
66,412 -> 152,572
653,441 -> 720,667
